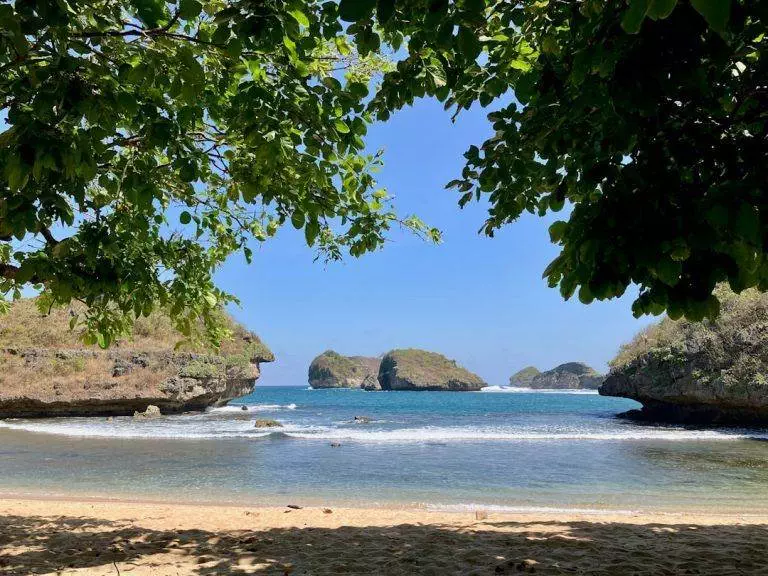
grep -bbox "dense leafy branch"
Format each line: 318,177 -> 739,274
0,0 -> 438,346
3,0 -> 764,347
359,0 -> 766,321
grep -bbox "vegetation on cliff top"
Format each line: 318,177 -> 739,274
610,286 -> 766,370
380,349 -> 484,387
0,298 -> 273,361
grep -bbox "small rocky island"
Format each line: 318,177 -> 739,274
0,299 -> 273,418
307,351 -> 380,389
510,362 -> 604,389
600,287 -> 768,425
308,348 -> 485,391
378,349 -> 485,391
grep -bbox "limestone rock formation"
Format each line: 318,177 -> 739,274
600,287 -> 768,425
377,349 -> 485,391
308,351 -> 380,389
0,299 -> 273,418
254,419 -> 282,428
528,363 -> 605,390
509,366 -> 541,387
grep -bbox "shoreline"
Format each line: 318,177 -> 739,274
2,497 -> 768,575
3,492 -> 768,520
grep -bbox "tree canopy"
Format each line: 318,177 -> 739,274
0,0 -> 438,345
364,0 -> 766,322
1,0 -> 765,345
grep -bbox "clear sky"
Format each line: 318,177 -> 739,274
215,97 -> 656,386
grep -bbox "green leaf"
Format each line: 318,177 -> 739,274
377,0 -> 396,23
131,0 -> 166,27
305,219 -> 320,246
427,57 -> 447,87
621,0 -> 649,34
287,8 -> 310,27
180,211 -> 192,225
338,0 -> 376,22
691,0 -> 730,32
548,220 -> 568,243
334,120 -> 350,133
736,204 -> 760,244
178,0 -> 202,20
291,211 -> 305,229
656,259 -> 682,287
647,0 -> 677,19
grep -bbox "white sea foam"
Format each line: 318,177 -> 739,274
479,386 -> 599,394
2,416 -> 765,443
0,419 -> 274,439
210,403 -> 297,413
282,426 -> 765,443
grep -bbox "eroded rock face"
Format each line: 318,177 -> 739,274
0,347 -> 270,418
528,363 -> 605,390
308,351 -> 381,389
599,287 -> 768,425
377,349 -> 485,391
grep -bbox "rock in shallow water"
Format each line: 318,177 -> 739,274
254,419 -> 283,428
133,405 -> 161,419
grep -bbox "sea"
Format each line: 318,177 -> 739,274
2,386 -> 768,513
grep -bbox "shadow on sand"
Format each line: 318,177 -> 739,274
1,512 -> 767,575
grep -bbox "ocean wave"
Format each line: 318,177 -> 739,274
210,403 -> 297,413
2,418 -> 765,443
479,386 -> 599,394
282,426 -> 765,443
0,419 -> 275,440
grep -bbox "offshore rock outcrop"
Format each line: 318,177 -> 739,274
308,351 -> 381,389
509,366 -> 540,387
377,349 -> 485,391
600,287 -> 768,425
528,362 -> 605,390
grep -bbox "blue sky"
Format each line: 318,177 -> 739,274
216,98 -> 656,386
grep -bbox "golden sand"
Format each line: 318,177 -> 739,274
1,498 -> 767,575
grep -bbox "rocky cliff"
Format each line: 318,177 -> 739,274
0,299 -> 273,418
307,351 -> 381,389
526,362 -> 605,390
377,349 -> 485,391
599,287 -> 768,425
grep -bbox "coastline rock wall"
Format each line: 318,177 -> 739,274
599,287 -> 768,425
0,298 -> 274,418
0,346 -> 270,418
377,349 -> 485,391
308,351 -> 381,389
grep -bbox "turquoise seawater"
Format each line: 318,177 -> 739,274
2,386 -> 768,512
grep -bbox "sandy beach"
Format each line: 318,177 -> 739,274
1,498 -> 768,575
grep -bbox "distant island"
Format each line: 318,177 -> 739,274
308,351 -> 380,390
600,287 -> 768,426
308,348 -> 485,391
0,299 -> 273,418
509,363 -> 605,390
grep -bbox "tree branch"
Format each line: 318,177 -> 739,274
0,263 -> 19,280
